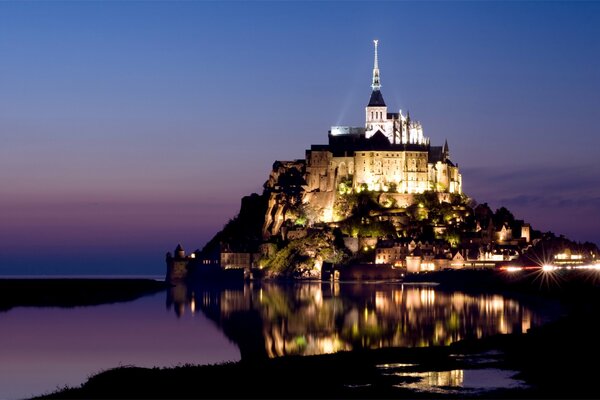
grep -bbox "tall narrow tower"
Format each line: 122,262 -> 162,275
372,39 -> 381,91
365,39 -> 388,139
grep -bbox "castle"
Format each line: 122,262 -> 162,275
308,40 -> 461,195
166,40 -> 597,280
263,40 -> 462,235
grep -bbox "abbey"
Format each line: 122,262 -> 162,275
167,41 -> 599,281
299,40 -> 461,223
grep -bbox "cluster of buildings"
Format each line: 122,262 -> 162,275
374,220 -> 531,273
166,41 -> 591,282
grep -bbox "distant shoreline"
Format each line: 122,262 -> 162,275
0,274 -> 164,280
0,278 -> 167,312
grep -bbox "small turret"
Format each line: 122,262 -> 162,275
166,244 -> 190,282
443,139 -> 449,159
175,243 -> 185,259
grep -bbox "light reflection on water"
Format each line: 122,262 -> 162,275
392,368 -> 527,393
168,281 -> 548,359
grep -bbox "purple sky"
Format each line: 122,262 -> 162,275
1,1 -> 599,275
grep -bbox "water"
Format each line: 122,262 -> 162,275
379,352 -> 527,394
0,281 -> 556,399
0,291 -> 239,400
174,281 -> 550,358
391,368 -> 527,393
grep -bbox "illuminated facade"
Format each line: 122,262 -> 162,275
261,40 -> 464,234
304,41 -> 461,221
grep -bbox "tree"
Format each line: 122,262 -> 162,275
494,207 -> 515,228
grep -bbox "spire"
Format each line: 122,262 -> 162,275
367,39 -> 386,107
443,139 -> 449,155
371,39 -> 381,91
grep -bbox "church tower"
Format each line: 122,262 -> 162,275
365,40 -> 389,138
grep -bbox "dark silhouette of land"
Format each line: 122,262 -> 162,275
35,270 -> 600,399
0,279 -> 167,312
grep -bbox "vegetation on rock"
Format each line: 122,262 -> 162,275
198,162 -> 598,278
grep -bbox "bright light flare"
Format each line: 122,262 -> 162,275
542,265 -> 555,272
505,266 -> 523,272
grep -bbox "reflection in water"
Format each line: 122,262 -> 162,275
167,282 -> 543,360
392,368 -> 526,393
397,369 -> 464,391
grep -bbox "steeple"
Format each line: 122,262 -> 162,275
367,39 -> 386,107
372,39 -> 381,91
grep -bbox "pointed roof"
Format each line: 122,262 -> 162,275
175,243 -> 184,252
366,130 -> 390,146
367,39 -> 386,107
371,39 -> 381,91
368,90 -> 386,107
452,250 -> 465,260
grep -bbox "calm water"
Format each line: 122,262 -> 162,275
1,281 -> 557,399
0,289 -> 239,400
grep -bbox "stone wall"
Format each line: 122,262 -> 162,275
166,259 -> 189,282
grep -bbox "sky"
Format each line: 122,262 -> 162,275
1,1 -> 599,275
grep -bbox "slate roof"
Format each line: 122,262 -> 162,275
429,146 -> 444,163
367,90 -> 386,107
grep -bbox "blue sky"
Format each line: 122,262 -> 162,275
1,1 -> 599,275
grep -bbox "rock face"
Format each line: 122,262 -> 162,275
260,158 -> 457,240
262,160 -> 306,239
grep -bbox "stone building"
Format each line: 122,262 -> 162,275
220,243 -> 260,270
166,244 -> 193,282
302,41 -> 461,223
262,40 -> 462,237
220,252 -> 256,270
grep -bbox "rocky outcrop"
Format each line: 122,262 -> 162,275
262,160 -> 307,238
263,192 -> 298,239
263,160 -> 306,191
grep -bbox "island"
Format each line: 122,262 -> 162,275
38,39 -> 600,400
166,40 -> 599,283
